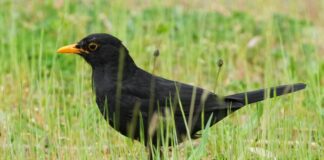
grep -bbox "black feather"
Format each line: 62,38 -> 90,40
60,33 -> 307,146
225,83 -> 306,108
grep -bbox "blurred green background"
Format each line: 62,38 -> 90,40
0,0 -> 323,159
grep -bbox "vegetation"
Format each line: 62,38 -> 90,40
0,0 -> 322,159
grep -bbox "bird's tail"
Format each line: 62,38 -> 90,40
224,83 -> 306,109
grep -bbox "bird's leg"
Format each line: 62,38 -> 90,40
147,146 -> 152,160
146,144 -> 165,160
146,143 -> 154,160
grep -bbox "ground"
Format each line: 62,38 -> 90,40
0,0 -> 323,159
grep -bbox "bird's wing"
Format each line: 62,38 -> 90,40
123,70 -> 227,116
122,75 -> 232,136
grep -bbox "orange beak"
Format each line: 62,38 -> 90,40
57,44 -> 81,54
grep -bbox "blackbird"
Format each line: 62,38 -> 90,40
57,33 -> 306,146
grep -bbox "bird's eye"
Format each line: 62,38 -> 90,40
88,42 -> 99,51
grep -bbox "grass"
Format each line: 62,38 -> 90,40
0,0 -> 323,159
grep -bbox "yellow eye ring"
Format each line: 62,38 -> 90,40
88,42 -> 98,51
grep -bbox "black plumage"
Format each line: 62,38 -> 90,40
57,33 -> 306,146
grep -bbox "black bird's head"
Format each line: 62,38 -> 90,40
57,33 -> 134,68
